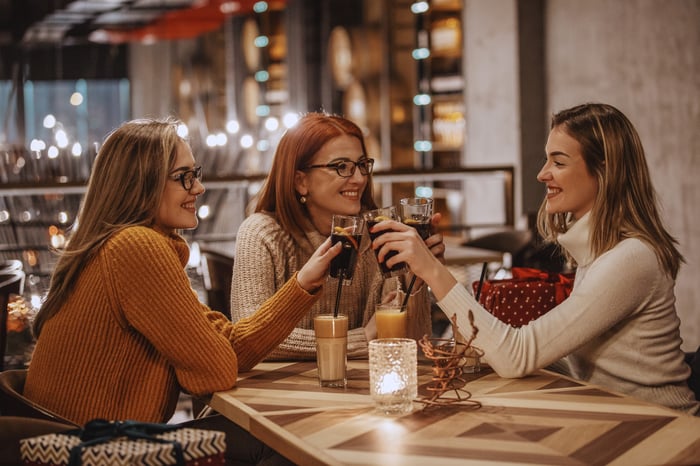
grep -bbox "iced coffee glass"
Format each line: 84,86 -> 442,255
375,303 -> 407,339
313,314 -> 348,388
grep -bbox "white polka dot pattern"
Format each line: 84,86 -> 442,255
472,268 -> 574,327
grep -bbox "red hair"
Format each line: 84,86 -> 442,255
255,112 -> 377,239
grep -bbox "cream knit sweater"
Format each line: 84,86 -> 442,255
25,226 -> 320,425
231,212 -> 432,360
439,213 -> 699,415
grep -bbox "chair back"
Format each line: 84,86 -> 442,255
0,369 -> 77,426
0,416 -> 74,466
1,270 -> 25,371
200,248 -> 234,319
0,260 -> 23,273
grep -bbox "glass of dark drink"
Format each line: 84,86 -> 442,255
363,206 -> 408,278
330,214 -> 364,285
399,197 -> 434,240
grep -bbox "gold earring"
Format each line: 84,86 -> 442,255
300,195 -> 307,204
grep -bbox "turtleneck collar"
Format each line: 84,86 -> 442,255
557,211 -> 595,267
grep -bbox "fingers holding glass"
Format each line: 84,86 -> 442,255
363,206 -> 408,278
330,214 -> 364,286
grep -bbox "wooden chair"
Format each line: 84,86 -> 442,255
1,271 -> 25,372
200,248 -> 234,320
0,369 -> 77,426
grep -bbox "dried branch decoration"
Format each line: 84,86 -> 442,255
417,311 -> 482,409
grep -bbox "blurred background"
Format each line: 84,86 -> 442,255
0,0 -> 698,352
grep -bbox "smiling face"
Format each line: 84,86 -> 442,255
155,140 -> 205,231
537,126 -> 598,220
294,135 -> 368,235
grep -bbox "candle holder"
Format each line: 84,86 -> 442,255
369,338 -> 417,415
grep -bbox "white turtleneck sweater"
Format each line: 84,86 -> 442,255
439,213 -> 699,415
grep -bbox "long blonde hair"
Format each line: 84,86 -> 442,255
537,103 -> 683,278
34,118 -> 184,336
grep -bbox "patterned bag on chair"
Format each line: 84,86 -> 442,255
472,267 -> 574,327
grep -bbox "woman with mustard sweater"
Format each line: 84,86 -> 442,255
24,118 -> 340,465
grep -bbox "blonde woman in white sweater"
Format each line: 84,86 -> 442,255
372,103 -> 699,415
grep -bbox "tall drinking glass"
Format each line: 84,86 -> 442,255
314,314 -> 348,388
398,197 -> 434,301
399,197 -> 433,240
363,206 -> 408,278
330,214 -> 364,286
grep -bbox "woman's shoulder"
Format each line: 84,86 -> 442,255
612,236 -> 657,261
103,226 -> 189,268
239,212 -> 283,232
237,212 -> 293,243
596,236 -> 664,279
235,213 -> 299,265
106,226 -> 180,254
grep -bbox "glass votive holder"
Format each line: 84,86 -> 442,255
369,338 -> 417,415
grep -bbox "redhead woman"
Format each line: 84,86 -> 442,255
231,112 -> 444,359
372,103 -> 699,415
25,118 -> 340,464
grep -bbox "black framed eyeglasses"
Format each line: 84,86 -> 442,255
304,158 -> 374,178
170,166 -> 202,191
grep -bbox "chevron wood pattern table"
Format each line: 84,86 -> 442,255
208,360 -> 700,466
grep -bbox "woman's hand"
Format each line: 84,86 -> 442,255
370,219 -> 457,300
297,237 -> 342,293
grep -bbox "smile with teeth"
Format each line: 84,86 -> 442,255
546,186 -> 561,195
182,202 -> 196,210
341,191 -> 359,199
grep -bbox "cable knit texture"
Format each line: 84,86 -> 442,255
25,226 -> 320,425
438,213 -> 699,415
231,212 -> 431,359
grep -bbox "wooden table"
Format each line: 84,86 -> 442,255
208,360 -> 700,466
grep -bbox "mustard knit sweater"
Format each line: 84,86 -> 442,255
25,226 -> 320,425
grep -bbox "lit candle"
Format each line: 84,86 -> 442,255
378,370 -> 405,395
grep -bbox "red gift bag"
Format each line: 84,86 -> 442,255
472,267 -> 574,327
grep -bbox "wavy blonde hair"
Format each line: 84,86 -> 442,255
34,117 -> 184,336
537,103 -> 683,278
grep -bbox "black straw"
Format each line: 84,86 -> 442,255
475,261 -> 488,301
333,270 -> 344,318
401,274 -> 417,310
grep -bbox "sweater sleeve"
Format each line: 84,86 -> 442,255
209,272 -> 320,370
437,239 -> 663,378
104,228 -> 239,397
